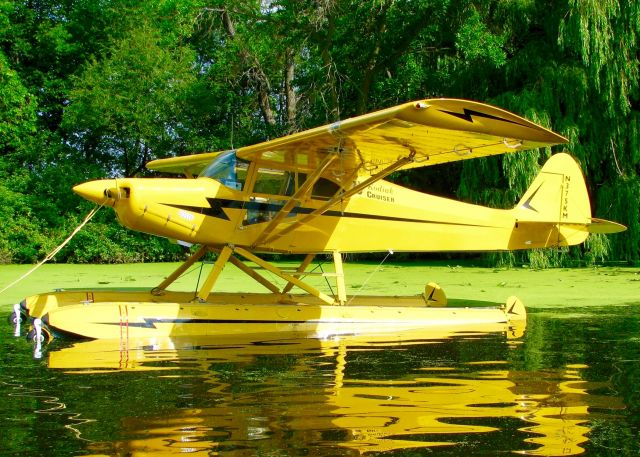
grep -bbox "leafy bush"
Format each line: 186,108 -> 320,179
61,221 -> 185,264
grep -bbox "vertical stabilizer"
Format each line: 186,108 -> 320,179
516,153 -> 591,223
511,153 -> 592,248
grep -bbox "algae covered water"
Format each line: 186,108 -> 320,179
1,304 -> 639,456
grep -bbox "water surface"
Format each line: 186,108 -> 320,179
1,306 -> 639,456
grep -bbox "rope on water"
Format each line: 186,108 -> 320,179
0,204 -> 103,296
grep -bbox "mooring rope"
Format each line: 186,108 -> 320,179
0,204 -> 103,296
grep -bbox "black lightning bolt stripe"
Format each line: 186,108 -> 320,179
521,183 -> 543,213
104,318 -> 309,328
438,108 -> 527,127
163,200 -> 495,228
102,317 -> 465,329
171,198 -> 244,221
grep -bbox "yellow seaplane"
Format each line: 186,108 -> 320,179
17,98 -> 624,341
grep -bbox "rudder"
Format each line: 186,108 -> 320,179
511,153 -> 592,247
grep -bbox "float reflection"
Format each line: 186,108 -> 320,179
45,325 -> 612,456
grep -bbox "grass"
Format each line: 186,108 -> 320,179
1,260 -> 639,312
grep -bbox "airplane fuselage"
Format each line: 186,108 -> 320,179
73,174 -> 574,254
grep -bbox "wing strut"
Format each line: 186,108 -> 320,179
251,152 -> 338,248
259,151 -> 416,246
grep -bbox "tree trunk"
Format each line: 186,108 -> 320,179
356,0 -> 392,114
218,7 -> 276,126
284,49 -> 297,131
254,67 -> 276,126
319,11 -> 340,121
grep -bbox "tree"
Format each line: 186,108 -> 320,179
0,0 -> 637,264
416,0 -> 640,265
0,50 -> 36,162
62,25 -> 198,177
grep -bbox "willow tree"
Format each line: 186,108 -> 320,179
185,0 -> 639,264
557,0 -> 640,263
449,0 -> 640,265
328,0 -> 638,265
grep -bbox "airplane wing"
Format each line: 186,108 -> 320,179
147,98 -> 568,177
146,150 -> 226,176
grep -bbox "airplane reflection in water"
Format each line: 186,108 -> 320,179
45,327 -> 620,456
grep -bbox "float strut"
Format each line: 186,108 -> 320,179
153,244 -> 210,294
282,254 -> 316,294
195,245 -> 233,302
234,247 -> 336,305
333,251 -> 347,305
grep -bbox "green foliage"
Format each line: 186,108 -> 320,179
0,0 -> 637,265
456,7 -> 506,67
62,23 -> 198,176
583,233 -> 612,265
597,175 -> 640,263
62,221 -> 186,263
0,183 -> 51,263
0,51 -> 36,157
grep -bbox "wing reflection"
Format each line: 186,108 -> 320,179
45,326 -> 619,456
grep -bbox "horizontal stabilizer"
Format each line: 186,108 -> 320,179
516,218 -> 626,234
581,218 -> 626,234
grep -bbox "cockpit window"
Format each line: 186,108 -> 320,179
199,150 -> 340,200
253,168 -> 294,196
199,151 -> 249,190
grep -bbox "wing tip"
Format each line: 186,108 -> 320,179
413,98 -> 569,145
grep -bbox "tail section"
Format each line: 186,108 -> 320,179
510,153 -> 624,249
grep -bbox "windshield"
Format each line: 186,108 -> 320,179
199,151 -> 248,190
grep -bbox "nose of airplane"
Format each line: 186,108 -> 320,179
73,179 -> 119,204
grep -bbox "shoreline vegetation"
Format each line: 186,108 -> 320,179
1,262 -> 638,313
1,2 -> 639,267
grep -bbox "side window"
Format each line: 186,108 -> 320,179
296,174 -> 340,200
244,197 -> 295,225
253,169 -> 293,196
312,178 -> 340,199
244,169 -> 294,225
